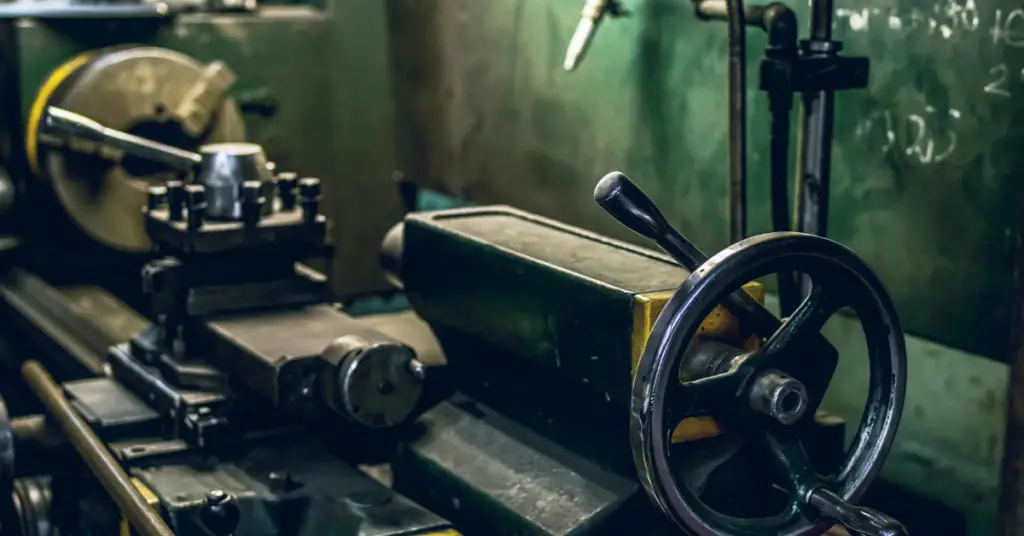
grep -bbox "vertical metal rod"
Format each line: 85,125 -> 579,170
795,0 -> 835,297
20,360 -> 175,536
769,98 -> 799,316
726,0 -> 748,243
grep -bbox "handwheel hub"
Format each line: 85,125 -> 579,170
748,369 -> 808,425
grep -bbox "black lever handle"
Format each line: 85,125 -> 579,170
593,171 -> 840,355
595,171 -> 707,269
44,107 -> 202,171
809,488 -> 908,536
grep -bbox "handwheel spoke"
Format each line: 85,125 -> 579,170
759,283 -> 839,363
664,371 -> 744,426
760,425 -> 822,495
682,370 -> 744,409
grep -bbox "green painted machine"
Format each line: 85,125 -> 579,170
381,171 -> 917,536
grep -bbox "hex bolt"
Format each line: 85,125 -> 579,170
185,184 -> 207,231
276,172 -> 298,211
147,186 -> 167,213
240,180 -> 264,229
298,177 -> 321,225
166,180 -> 185,221
748,369 -> 809,425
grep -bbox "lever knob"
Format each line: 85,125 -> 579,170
594,171 -> 670,242
809,488 -> 907,536
594,171 -> 706,269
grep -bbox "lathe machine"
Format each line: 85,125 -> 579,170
0,44 -> 910,536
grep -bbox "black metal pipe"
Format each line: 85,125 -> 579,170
762,2 -> 797,48
725,0 -> 748,243
795,90 -> 834,235
769,103 -> 800,315
795,0 -> 836,298
810,0 -> 833,40
762,3 -> 800,315
20,360 -> 175,536
691,0 -> 749,243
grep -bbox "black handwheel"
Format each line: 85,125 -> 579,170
595,172 -> 908,536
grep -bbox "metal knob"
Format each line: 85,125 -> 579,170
240,180 -> 264,229
166,180 -> 185,222
275,172 -> 298,211
185,184 -> 207,231
146,186 -> 167,213
298,177 -> 321,224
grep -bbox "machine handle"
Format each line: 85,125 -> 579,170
594,171 -> 707,269
809,488 -> 908,536
594,171 -> 841,368
44,107 -> 202,171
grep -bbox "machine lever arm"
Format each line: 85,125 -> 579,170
594,171 -> 840,352
594,171 -> 705,267
44,106 -> 202,171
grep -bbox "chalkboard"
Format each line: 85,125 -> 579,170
388,0 -> 1024,362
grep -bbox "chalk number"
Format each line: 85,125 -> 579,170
984,64 -> 1023,97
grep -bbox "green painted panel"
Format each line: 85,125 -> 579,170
388,0 -> 1023,361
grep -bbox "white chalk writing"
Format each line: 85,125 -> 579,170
992,9 -> 1024,45
835,0 -> 980,38
854,107 -> 961,165
982,63 -> 1024,96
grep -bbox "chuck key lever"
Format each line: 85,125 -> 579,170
44,106 -> 202,171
